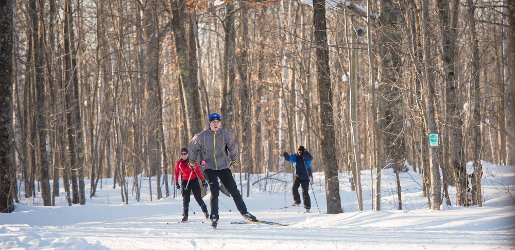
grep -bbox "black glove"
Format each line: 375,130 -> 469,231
176,184 -> 181,190
282,151 -> 289,159
202,180 -> 208,187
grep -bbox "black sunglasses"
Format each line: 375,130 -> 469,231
181,152 -> 188,155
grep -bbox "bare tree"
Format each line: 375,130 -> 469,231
436,0 -> 468,206
421,0 -> 442,210
466,0 -> 482,207
220,2 -> 237,130
510,0 -> 515,166
30,0 -> 51,206
171,0 -> 202,136
0,0 -> 14,213
313,0 -> 342,214
237,2 -> 253,197
63,0 -> 85,204
378,0 -> 405,210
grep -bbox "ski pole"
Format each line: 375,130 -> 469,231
184,169 -> 194,190
310,179 -> 320,213
303,157 -> 320,213
219,198 -> 232,212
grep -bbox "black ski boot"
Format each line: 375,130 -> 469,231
181,208 -> 188,222
210,214 -> 219,228
242,212 -> 257,222
201,205 -> 209,219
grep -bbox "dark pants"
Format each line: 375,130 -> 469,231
181,178 -> 207,213
292,177 -> 311,209
204,168 -> 248,218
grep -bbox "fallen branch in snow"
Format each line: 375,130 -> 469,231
252,173 -> 288,185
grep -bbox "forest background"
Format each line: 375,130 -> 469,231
0,0 -> 514,214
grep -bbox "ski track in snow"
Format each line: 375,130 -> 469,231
1,163 -> 514,249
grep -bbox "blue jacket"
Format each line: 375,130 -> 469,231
284,151 -> 313,180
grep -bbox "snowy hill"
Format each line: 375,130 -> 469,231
1,162 -> 514,249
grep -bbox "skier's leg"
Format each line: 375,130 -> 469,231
191,179 -> 209,219
292,177 -> 301,205
182,180 -> 191,221
218,168 -> 248,214
182,180 -> 191,210
301,179 -> 311,209
204,169 -> 219,218
191,179 -> 206,207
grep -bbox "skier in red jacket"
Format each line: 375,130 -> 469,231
174,148 -> 209,222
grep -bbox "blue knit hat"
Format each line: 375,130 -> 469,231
209,113 -> 221,122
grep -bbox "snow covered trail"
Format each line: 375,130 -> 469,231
1,163 -> 514,249
1,199 -> 513,249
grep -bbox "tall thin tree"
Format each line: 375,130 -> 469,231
466,0 -> 482,207
31,0 -> 51,206
436,0 -> 467,206
313,0 -> 342,214
0,0 -> 14,213
379,0 -> 405,210
421,0 -> 442,210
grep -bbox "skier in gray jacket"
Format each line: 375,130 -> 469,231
188,112 -> 257,228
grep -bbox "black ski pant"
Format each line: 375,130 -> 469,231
292,176 -> 311,209
181,178 -> 207,213
204,168 -> 248,218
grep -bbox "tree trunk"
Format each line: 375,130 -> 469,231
221,2 -> 236,130
466,0 -> 482,207
379,0 -> 405,209
349,22 -> 363,211
509,0 -> 515,166
31,0 -> 51,206
436,0 -> 468,206
421,0 -> 443,210
171,0 -> 202,137
144,0 -> 162,198
64,0 -> 84,205
238,3 -> 252,197
366,0 -> 382,211
313,0 -> 342,214
0,0 -> 14,213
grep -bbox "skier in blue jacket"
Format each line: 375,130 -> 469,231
283,146 -> 313,212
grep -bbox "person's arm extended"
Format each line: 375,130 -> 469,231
283,152 -> 296,163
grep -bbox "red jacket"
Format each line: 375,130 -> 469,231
174,159 -> 205,183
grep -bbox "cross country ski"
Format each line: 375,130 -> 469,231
230,220 -> 288,226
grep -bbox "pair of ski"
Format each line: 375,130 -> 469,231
174,219 -> 288,227
230,220 -> 288,226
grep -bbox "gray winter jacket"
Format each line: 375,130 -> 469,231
188,128 -> 238,171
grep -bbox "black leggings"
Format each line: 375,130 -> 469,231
292,176 -> 311,209
181,178 -> 206,211
204,168 -> 248,218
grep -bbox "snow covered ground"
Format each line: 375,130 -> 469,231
1,162 -> 514,249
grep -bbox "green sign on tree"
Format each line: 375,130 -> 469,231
429,134 -> 439,147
